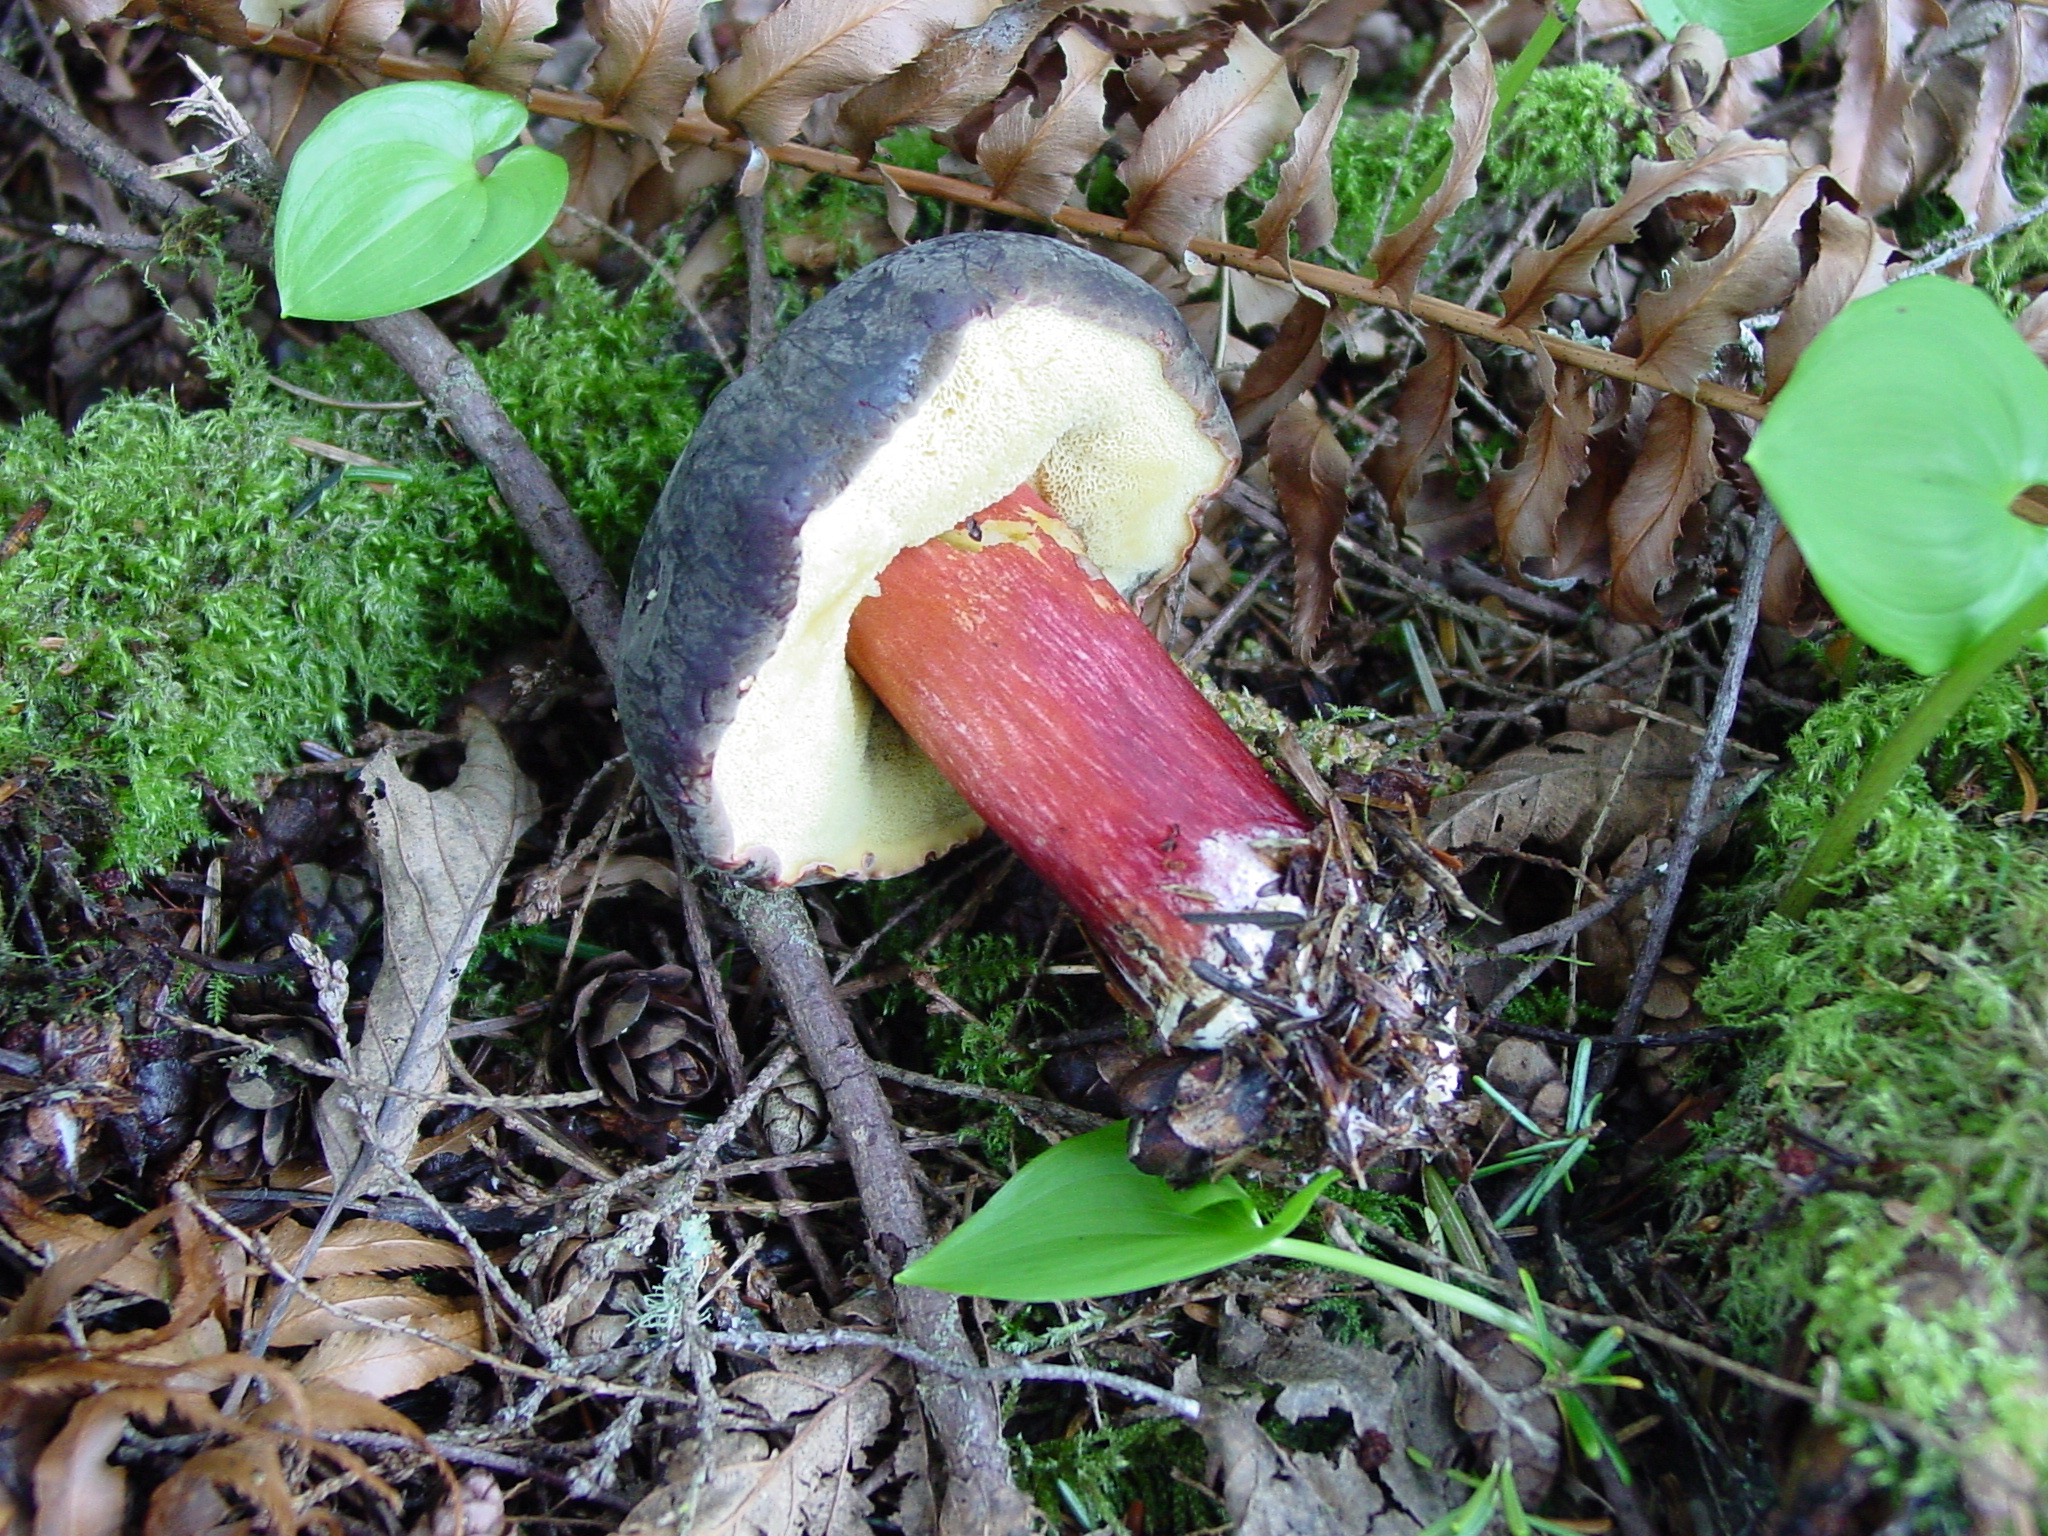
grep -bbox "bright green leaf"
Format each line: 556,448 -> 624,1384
1642,0 -> 1829,53
1748,275 -> 2048,675
275,81 -> 568,322
897,1123 -> 1322,1302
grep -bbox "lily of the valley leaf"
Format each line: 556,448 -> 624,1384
275,81 -> 567,321
1749,275 -> 2048,675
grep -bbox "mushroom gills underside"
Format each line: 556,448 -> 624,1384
705,304 -> 1231,883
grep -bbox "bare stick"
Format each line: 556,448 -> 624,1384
716,878 -> 1035,1533
1594,506 -> 1777,1091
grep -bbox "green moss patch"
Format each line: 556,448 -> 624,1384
1685,662 -> 2048,1510
0,264 -> 705,871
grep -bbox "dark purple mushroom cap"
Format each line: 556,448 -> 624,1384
617,232 -> 1237,885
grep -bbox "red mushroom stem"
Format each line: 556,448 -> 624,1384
845,484 -> 1313,1044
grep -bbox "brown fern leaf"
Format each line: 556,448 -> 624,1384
1491,365 -> 1599,578
466,0 -> 557,95
291,0 -> 405,67
707,0 -> 997,148
587,0 -> 708,154
1606,393 -> 1716,625
1498,132 -> 1791,335
1270,397 -> 1351,662
1119,24 -> 1300,259
838,0 -> 1067,161
973,28 -> 1113,219
1252,45 -> 1356,261
1366,323 -> 1471,527
1941,8 -> 2048,258
1763,190 -> 1896,397
1827,0 -> 1947,214
1233,293 -> 1328,441
153,0 -> 252,45
1369,34 -> 1495,302
1631,167 -> 1821,396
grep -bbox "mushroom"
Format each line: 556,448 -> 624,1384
619,232 -> 1461,1170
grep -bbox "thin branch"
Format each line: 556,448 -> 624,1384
712,1328 -> 1203,1420
1594,505 -> 1777,1091
145,28 -> 1772,421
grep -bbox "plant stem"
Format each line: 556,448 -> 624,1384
1778,581 -> 2048,920
1263,1236 -> 1532,1334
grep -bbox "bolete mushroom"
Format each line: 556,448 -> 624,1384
619,232 -> 1460,1171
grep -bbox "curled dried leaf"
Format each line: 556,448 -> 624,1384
1498,131 -> 1791,333
290,0 -> 405,68
1251,45 -> 1357,261
263,1219 -> 470,1279
973,28 -> 1113,219
1827,0 -> 1949,213
291,1304 -> 484,1398
2017,289 -> 2048,366
1269,398 -> 1351,662
1119,25 -> 1301,259
1632,167 -> 1821,396
1367,323 -> 1471,528
1940,8 -> 2048,257
1606,393 -> 1717,625
707,0 -> 996,148
154,0 -> 252,45
466,0 -> 557,96
1763,189 -> 1897,397
1369,34 -> 1495,302
1233,293 -> 1329,440
586,0 -> 709,155
838,0 -> 1067,161
1491,365 -> 1599,577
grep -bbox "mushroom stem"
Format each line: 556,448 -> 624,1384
846,484 -> 1312,1045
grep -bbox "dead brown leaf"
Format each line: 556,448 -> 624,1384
1632,167 -> 1821,396
263,1218 -> 470,1279
1606,393 -> 1716,625
1369,33 -> 1496,302
1367,324 -> 1471,529
1429,719 -> 1733,864
2018,289 -> 2048,364
30,1388 -> 164,1536
1761,516 -> 1824,630
1233,293 -> 1329,439
1490,365 -> 1599,578
972,28 -> 1113,219
312,711 -> 538,1190
628,1346 -> 896,1536
1251,44 -> 1357,261
291,1304 -> 483,1398
1942,8 -> 2048,252
465,0 -> 557,96
0,1187 -> 171,1302
268,1275 -> 472,1349
145,1438 -> 295,1536
1827,0 -> 1956,213
837,0 -> 1066,161
289,0 -> 405,68
152,0 -> 251,45
1499,131 -> 1791,334
586,0 -> 709,155
1119,25 -> 1301,258
1763,190 -> 1897,397
1269,398 -> 1350,662
707,0 -> 997,147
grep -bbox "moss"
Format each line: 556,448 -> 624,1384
1236,62 -> 1652,270
1682,661 -> 2048,1507
1012,1416 -> 1215,1533
0,262 -> 705,871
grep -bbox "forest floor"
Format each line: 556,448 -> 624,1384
3,0 -> 2048,1532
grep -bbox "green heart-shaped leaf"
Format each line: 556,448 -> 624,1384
1748,275 -> 2048,675
275,81 -> 567,322
1643,0 -> 1829,55
897,1123 -> 1335,1302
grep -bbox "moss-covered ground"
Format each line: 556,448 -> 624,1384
1683,661 -> 2048,1517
